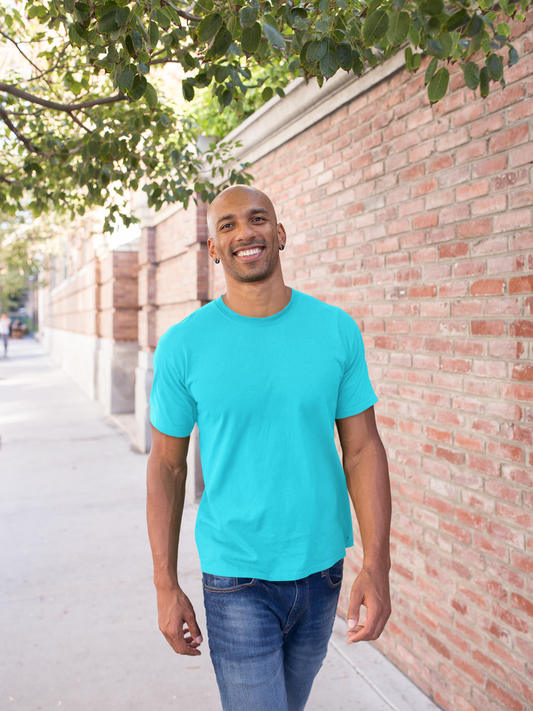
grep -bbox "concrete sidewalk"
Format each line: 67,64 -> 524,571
0,338 -> 439,711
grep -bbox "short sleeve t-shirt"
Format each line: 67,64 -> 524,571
150,288 -> 378,581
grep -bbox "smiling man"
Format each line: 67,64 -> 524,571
146,186 -> 392,711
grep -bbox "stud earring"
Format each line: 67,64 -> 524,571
279,244 -> 285,251
214,258 -> 220,264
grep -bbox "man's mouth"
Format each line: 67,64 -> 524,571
234,246 -> 265,262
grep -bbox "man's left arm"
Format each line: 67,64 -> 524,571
336,405 -> 392,644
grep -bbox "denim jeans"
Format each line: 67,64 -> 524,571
202,558 -> 344,711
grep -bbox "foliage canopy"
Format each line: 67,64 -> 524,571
0,0 -> 530,231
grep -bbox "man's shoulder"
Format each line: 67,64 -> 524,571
296,290 -> 356,329
157,300 -> 219,347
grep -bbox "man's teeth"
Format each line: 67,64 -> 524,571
237,247 -> 262,257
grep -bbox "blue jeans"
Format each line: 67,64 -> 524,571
202,558 -> 344,711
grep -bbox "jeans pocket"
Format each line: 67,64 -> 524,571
325,558 -> 344,589
202,573 -> 257,593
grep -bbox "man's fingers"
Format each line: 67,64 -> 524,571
347,589 -> 363,631
183,609 -> 203,645
346,609 -> 388,643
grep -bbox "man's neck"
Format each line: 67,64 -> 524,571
222,282 -> 292,318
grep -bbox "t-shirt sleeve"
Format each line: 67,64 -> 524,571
335,317 -> 378,419
149,331 -> 197,437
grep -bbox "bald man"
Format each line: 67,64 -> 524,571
147,186 -> 392,711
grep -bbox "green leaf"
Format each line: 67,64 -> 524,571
336,43 -> 353,71
425,56 -> 438,84
262,86 -> 273,101
241,22 -> 261,53
144,82 -> 157,107
367,0 -> 384,16
320,48 -> 339,76
465,14 -> 483,38
129,74 -> 147,101
496,21 -> 510,36
307,39 -> 327,62
196,13 -> 223,43
405,45 -> 413,70
420,0 -> 443,16
409,24 -> 420,46
412,52 -> 422,70
138,61 -> 149,75
239,6 -> 258,27
362,9 -> 389,47
387,10 -> 409,46
205,27 -> 232,59
182,80 -> 194,101
227,15 -> 242,39
98,9 -> 118,33
263,14 -> 285,50
427,66 -> 449,102
442,9 -> 469,32
486,53 -> 503,80
463,61 -> 480,89
124,33 -> 135,56
149,21 -> 159,48
466,31 -> 483,58
479,65 -> 490,96
118,65 -> 134,92
336,0 -> 348,8
353,49 -> 364,74
131,30 -> 143,52
115,6 -> 129,25
508,46 -> 518,65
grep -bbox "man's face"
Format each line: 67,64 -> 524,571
207,187 -> 285,284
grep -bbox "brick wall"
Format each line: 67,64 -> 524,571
44,235 -> 139,343
43,231 -> 100,336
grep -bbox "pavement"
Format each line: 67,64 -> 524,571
0,337 -> 440,711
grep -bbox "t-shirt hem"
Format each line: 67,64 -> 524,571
200,548 -> 350,581
335,394 -> 378,420
150,415 -> 193,438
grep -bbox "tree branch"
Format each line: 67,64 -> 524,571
0,107 -> 42,154
164,1 -> 201,22
0,83 -> 128,112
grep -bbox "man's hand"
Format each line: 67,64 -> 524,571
156,586 -> 204,656
345,565 -> 391,644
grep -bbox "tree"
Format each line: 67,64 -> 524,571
0,0 -> 530,232
0,211 -> 43,312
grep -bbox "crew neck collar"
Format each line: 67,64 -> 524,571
215,288 -> 298,325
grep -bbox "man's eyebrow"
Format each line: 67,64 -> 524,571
216,207 -> 270,226
216,213 -> 235,226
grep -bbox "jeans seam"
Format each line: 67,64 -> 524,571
203,579 -> 257,593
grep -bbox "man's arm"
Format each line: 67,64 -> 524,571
146,425 -> 203,656
336,405 -> 392,644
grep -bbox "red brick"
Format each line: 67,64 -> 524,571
486,680 -> 523,711
489,123 -> 529,153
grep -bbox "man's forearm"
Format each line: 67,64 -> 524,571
146,454 -> 187,590
344,439 -> 391,568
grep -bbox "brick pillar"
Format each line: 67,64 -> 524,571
135,225 -> 157,452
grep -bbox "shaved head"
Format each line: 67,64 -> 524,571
207,186 -> 278,239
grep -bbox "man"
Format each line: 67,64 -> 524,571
147,186 -> 391,711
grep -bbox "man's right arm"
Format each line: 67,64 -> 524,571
146,425 -> 203,656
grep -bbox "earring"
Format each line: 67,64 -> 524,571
279,244 -> 285,251
214,258 -> 220,264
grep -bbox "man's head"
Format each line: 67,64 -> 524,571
207,186 -> 286,285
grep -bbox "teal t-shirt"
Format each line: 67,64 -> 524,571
150,288 -> 378,581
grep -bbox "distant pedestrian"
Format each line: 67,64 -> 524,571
147,186 -> 392,711
0,314 -> 11,357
